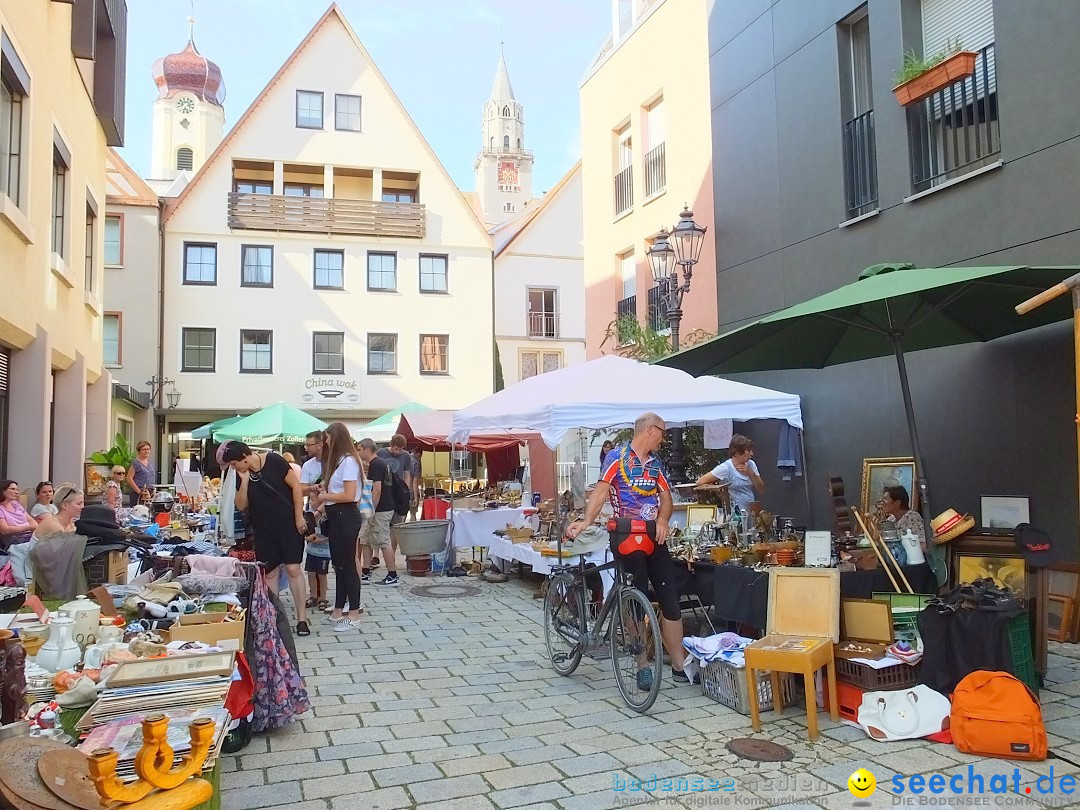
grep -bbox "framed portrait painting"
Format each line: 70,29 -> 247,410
861,457 -> 916,516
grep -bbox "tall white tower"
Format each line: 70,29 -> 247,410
149,30 -> 225,183
474,54 -> 533,226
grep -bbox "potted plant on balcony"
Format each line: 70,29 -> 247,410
892,40 -> 978,106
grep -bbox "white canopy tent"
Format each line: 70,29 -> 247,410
449,355 -> 803,449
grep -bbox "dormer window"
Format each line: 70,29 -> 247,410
502,106 -> 510,117
503,135 -> 510,149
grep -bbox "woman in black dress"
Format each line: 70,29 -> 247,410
219,441 -> 310,636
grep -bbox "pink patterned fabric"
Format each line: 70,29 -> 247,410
249,569 -> 309,732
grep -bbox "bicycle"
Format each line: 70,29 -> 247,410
543,554 -> 663,712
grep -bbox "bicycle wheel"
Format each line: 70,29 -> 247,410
609,585 -> 663,712
544,573 -> 586,676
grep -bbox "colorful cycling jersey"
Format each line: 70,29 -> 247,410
600,443 -> 671,521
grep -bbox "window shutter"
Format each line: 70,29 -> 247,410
921,0 -> 994,55
620,254 -> 636,299
0,348 -> 8,394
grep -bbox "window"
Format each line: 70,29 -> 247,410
839,8 -> 877,217
181,328 -> 216,372
176,147 -> 194,171
527,288 -> 558,338
240,329 -> 273,373
335,94 -> 361,131
103,313 -> 120,366
283,183 -> 324,198
502,106 -> 510,117
183,242 -> 217,285
644,97 -> 666,197
0,33 -> 28,209
235,179 -> 272,195
520,350 -> 562,380
84,204 -> 96,292
104,215 -> 122,266
381,190 -> 416,203
367,333 -> 397,374
503,135 -> 510,149
296,90 -> 323,129
419,254 -> 448,293
504,203 -> 514,213
619,251 -> 636,299
314,249 -> 344,290
420,335 -> 448,375
241,245 -> 273,287
517,138 -> 521,149
614,124 -> 633,215
115,416 -> 133,446
367,252 -> 397,291
313,332 -> 344,374
617,0 -> 633,37
52,147 -> 68,259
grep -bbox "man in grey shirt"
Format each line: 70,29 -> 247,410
377,433 -> 412,562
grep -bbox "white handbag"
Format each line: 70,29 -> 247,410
857,684 -> 951,741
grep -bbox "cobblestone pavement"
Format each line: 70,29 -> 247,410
221,571 -> 1080,810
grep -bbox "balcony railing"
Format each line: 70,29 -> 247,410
614,165 -> 633,217
842,110 -> 878,218
647,284 -> 669,333
907,43 -> 999,194
644,142 -> 666,198
227,193 -> 426,239
527,311 -> 559,338
616,294 -> 637,343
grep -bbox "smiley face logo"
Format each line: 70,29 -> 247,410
848,768 -> 876,798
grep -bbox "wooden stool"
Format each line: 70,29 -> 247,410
745,567 -> 841,741
745,635 -> 838,740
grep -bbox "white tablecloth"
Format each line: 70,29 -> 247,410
451,508 -> 532,548
488,536 -> 615,596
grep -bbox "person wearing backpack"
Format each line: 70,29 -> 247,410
377,434 -> 413,565
358,438 -> 400,586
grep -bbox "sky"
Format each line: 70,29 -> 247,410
117,0 -> 613,193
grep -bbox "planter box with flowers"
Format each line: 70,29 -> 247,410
893,44 -> 978,107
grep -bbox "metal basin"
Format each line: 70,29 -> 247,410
391,520 -> 450,556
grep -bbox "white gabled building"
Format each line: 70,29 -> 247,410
157,5 -> 494,455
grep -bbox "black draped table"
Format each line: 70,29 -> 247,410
684,562 -> 938,630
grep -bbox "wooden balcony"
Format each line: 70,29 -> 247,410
227,193 -> 426,239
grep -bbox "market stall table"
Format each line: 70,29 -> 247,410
451,507 -> 533,548
700,562 -> 938,630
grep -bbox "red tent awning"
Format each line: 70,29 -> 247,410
396,410 -> 527,452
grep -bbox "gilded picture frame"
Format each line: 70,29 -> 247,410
860,457 -> 916,516
84,463 -> 111,497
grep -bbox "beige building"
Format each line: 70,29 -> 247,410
103,148 -> 157,446
580,0 -> 716,358
158,6 -> 493,459
0,0 -> 126,481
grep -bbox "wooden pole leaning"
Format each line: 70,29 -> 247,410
853,510 -> 902,593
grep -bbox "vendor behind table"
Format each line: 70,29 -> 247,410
695,434 -> 764,515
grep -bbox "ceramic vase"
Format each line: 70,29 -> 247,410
37,617 -> 81,673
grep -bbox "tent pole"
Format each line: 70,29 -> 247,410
798,429 -> 812,523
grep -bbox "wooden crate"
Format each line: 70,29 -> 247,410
85,550 -> 128,587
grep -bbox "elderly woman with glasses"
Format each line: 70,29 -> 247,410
105,466 -> 125,510
125,441 -> 156,506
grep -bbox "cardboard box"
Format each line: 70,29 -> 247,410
85,550 -> 128,587
835,598 -> 893,660
164,613 -> 245,652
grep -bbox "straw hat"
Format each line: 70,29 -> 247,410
930,508 -> 974,545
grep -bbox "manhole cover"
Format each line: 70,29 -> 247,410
410,583 -> 482,599
726,738 -> 793,762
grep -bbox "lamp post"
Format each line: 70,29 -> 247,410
647,205 -> 708,482
146,376 -> 181,410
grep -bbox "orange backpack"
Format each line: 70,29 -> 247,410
951,671 -> 1046,761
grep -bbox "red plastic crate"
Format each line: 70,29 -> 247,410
823,680 -> 866,724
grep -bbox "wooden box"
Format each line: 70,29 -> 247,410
766,567 -> 841,643
836,598 -> 893,660
85,550 -> 128,587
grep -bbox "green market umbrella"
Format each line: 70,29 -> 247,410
354,401 -> 431,442
659,263 -> 1078,582
191,415 -> 244,440
213,402 -> 328,445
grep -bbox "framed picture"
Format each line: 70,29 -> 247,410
84,463 -> 111,497
953,551 -> 1027,595
1047,595 -> 1074,643
980,496 -> 1030,530
861,457 -> 916,516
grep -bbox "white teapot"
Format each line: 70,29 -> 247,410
37,616 -> 81,672
58,595 -> 101,648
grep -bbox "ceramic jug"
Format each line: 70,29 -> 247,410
37,617 -> 81,673
58,595 -> 101,648
900,529 -> 926,565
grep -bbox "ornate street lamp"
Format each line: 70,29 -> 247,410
646,205 -> 709,481
145,376 -> 174,409
165,385 -> 182,409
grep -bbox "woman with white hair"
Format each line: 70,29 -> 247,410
34,484 -> 85,538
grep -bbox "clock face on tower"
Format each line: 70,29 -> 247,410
175,97 -> 195,115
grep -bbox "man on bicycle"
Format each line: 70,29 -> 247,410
567,412 -> 695,685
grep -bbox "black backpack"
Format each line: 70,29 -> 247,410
380,459 -> 411,516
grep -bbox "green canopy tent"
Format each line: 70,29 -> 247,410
213,402 -> 328,446
353,401 -> 431,443
659,263 -> 1078,583
191,415 -> 244,441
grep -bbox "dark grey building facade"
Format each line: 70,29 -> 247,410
707,0 -> 1080,554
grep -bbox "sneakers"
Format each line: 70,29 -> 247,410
671,666 -> 701,685
636,667 -> 654,691
375,573 -> 400,586
361,569 -> 371,583
332,617 -> 362,633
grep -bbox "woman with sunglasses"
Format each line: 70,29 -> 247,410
30,482 -> 58,523
33,484 -> 84,538
105,466 -> 125,510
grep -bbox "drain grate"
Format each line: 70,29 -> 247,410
726,738 -> 793,762
410,583 -> 482,599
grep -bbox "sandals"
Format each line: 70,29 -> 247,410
304,597 -> 317,609
296,621 -> 311,637
317,598 -> 330,611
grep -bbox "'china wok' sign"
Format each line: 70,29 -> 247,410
301,377 -> 359,406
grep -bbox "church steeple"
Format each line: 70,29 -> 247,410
474,52 -> 533,227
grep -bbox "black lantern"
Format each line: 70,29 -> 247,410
647,227 -> 676,284
671,205 -> 708,270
